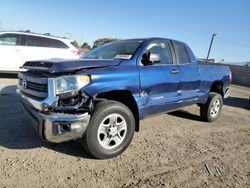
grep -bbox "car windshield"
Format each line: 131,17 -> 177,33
81,39 -> 143,60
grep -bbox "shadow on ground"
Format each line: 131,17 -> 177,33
168,109 -> 202,121
0,85 -> 17,95
0,91 -> 94,159
1,85 -> 248,159
0,73 -> 18,79
224,97 -> 250,110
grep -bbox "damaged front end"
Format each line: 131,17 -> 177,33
17,71 -> 93,143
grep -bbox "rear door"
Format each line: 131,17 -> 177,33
139,39 -> 180,117
22,35 -> 50,64
172,41 -> 200,106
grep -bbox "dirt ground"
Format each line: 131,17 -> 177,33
0,78 -> 249,188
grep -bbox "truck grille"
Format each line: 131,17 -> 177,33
18,72 -> 48,100
19,79 -> 47,92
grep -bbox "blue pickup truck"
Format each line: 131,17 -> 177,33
17,38 -> 231,159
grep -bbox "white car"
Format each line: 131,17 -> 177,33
0,31 -> 81,72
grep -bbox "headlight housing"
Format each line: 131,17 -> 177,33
55,75 -> 90,95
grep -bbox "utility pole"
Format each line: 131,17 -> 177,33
206,33 -> 217,63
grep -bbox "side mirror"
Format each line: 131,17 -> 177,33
149,52 -> 161,63
141,52 -> 161,65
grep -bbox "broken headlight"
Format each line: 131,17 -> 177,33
55,75 -> 90,95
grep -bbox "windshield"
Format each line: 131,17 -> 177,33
81,39 -> 143,60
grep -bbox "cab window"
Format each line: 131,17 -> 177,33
173,42 -> 190,64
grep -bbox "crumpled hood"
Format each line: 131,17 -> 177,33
21,59 -> 121,73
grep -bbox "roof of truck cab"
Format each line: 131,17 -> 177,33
115,37 -> 184,44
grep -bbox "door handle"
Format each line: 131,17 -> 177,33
171,69 -> 179,74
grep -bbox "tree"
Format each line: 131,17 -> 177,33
92,38 -> 118,49
81,42 -> 91,50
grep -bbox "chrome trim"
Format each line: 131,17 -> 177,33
17,85 -> 48,99
20,79 -> 28,89
17,78 -> 58,111
42,112 -> 90,143
20,66 -> 50,70
17,76 -> 91,143
224,88 -> 230,99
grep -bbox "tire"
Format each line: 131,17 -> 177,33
200,92 -> 223,122
82,100 -> 135,159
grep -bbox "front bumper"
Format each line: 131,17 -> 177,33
17,88 -> 90,143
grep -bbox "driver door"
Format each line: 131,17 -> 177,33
138,40 -> 180,118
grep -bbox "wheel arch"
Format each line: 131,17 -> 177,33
209,81 -> 224,97
94,90 -> 140,132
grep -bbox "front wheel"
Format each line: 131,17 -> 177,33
200,92 -> 223,122
83,100 -> 135,159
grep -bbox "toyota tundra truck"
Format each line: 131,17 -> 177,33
17,38 -> 231,159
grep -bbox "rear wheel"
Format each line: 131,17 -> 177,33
83,100 -> 135,159
200,92 -> 223,122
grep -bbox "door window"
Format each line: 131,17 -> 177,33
49,39 -> 68,48
143,41 -> 173,64
25,35 -> 68,48
0,34 -> 21,46
173,42 -> 190,64
25,35 -> 45,47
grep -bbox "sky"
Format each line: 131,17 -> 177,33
0,0 -> 250,62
